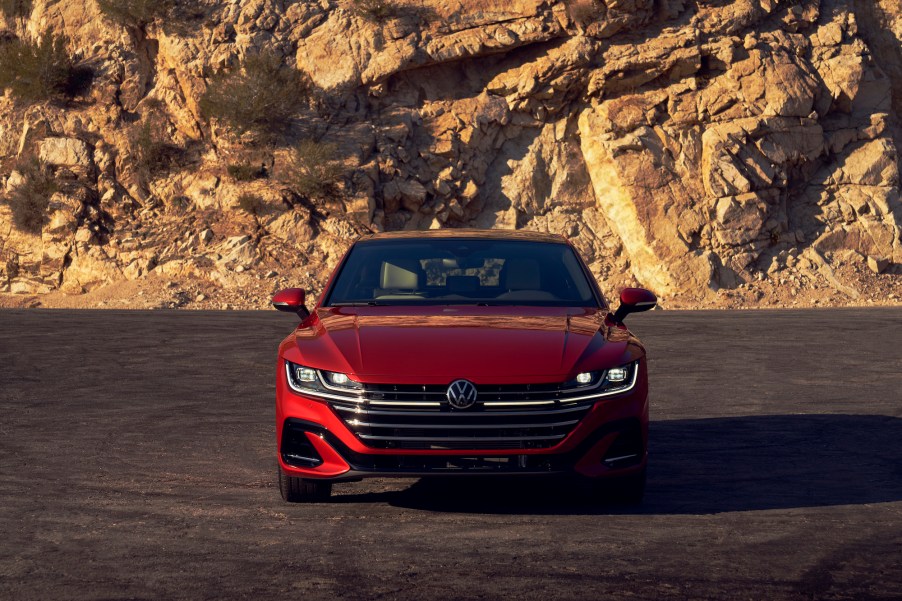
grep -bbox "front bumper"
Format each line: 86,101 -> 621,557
276,365 -> 649,482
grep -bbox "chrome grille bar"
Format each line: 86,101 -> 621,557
358,434 -> 568,442
330,403 -> 591,417
361,379 -> 604,396
345,419 -> 580,429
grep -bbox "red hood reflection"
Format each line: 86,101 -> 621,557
288,305 -> 639,383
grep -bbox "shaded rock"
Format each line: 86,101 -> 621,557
868,256 -> 889,274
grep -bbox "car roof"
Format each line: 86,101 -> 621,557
357,229 -> 568,244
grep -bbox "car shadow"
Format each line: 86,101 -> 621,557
329,414 -> 902,515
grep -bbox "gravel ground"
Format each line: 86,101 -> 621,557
1,308 -> 901,600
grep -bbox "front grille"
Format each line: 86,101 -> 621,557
328,382 -> 600,450
282,417 -> 643,476
286,361 -> 638,451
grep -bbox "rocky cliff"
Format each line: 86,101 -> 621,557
1,0 -> 900,310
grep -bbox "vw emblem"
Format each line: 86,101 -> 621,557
446,379 -> 478,409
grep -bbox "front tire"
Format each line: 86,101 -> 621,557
278,467 -> 332,502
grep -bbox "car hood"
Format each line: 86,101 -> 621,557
287,306 -> 636,383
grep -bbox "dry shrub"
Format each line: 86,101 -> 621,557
0,0 -> 32,21
96,0 -> 172,27
566,0 -> 601,26
97,0 -> 205,31
282,139 -> 344,200
0,33 -> 91,102
353,0 -> 397,22
236,193 -> 264,215
199,53 -> 311,139
3,159 -> 57,234
130,120 -> 183,177
169,195 -> 192,214
227,163 -> 266,182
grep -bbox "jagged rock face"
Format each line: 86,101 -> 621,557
0,0 -> 900,306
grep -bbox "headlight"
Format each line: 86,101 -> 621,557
295,365 -> 317,382
285,361 -> 363,394
322,370 -> 363,391
602,361 -> 637,389
568,361 -> 637,392
567,370 -> 601,387
606,366 -> 629,383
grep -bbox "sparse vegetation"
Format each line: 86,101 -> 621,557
227,163 -> 267,182
130,120 -> 183,177
0,0 -> 33,22
199,53 -> 311,139
169,195 -> 192,213
0,33 -> 90,102
3,159 -> 57,234
352,0 -> 397,22
282,138 -> 344,200
96,0 -> 174,28
565,0 -> 601,27
236,193 -> 264,215
97,0 -> 205,33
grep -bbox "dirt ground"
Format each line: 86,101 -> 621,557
1,308 -> 901,600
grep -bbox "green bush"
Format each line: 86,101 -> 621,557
227,163 -> 266,182
353,0 -> 396,22
4,159 -> 57,234
236,193 -> 264,215
283,138 -> 344,200
0,34 -> 89,102
130,120 -> 183,177
199,53 -> 311,138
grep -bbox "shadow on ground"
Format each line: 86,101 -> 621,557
329,414 -> 902,515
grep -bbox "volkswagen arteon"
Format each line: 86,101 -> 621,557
272,230 -> 657,503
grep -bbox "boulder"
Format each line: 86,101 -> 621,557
868,255 -> 890,274
38,138 -> 93,169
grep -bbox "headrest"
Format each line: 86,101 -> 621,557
504,258 -> 540,290
381,260 -> 420,290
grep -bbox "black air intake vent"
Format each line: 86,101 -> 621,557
280,422 -> 324,467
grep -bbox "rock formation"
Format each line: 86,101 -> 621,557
0,0 -> 900,309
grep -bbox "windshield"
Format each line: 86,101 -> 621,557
325,239 -> 599,307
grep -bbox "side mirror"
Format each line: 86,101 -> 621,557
272,288 -> 309,318
611,288 -> 657,324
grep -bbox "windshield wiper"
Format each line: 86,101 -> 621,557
331,301 -> 385,307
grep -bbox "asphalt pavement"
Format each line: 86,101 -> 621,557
1,307 -> 900,600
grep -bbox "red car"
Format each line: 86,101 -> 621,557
272,230 -> 657,503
